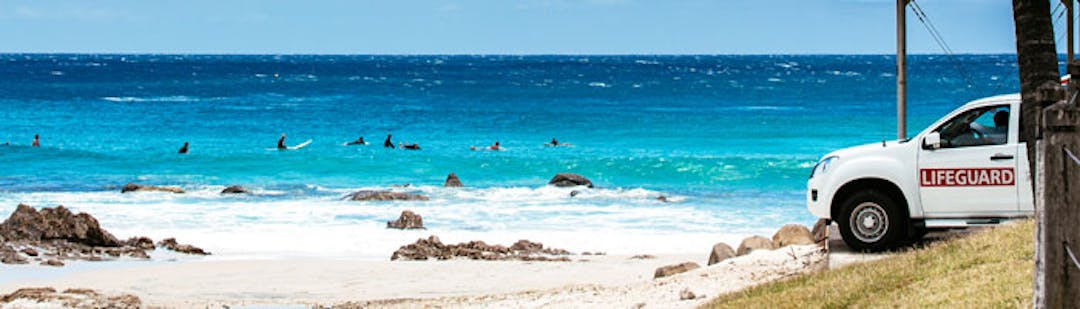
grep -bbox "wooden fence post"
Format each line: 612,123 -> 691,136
1036,59 -> 1080,307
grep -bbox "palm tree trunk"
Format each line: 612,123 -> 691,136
1012,0 -> 1062,185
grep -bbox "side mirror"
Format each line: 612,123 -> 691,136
923,132 -> 941,150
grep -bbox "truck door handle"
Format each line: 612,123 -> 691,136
990,154 -> 1014,160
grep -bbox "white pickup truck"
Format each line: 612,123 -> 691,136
807,94 -> 1034,251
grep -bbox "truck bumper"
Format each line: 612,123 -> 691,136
807,178 -> 830,219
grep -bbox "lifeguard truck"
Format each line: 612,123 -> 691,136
807,94 -> 1034,251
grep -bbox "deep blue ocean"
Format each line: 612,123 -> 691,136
0,54 -> 1026,258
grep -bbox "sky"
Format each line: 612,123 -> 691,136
0,0 -> 1058,54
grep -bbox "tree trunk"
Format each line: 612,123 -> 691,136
1012,0 -> 1062,184
1013,1 -> 1065,308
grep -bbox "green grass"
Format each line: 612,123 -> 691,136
702,220 -> 1034,308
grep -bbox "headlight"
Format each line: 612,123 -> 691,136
809,156 -> 839,179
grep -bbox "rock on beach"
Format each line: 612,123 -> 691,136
737,235 -> 774,256
772,224 -> 815,248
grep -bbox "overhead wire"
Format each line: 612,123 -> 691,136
908,0 -> 978,89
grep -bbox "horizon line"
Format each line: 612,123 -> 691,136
0,52 -> 1028,57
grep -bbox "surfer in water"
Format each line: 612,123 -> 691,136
178,142 -> 189,154
489,141 -> 502,151
32,134 -> 39,147
346,136 -> 366,146
401,142 -> 421,150
550,138 -> 559,146
384,134 -> 395,148
277,134 -> 287,150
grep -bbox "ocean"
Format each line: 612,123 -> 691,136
0,54 -> 1025,259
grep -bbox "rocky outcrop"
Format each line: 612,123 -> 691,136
120,183 -> 184,194
158,238 -> 210,255
444,173 -> 464,187
387,210 -> 425,229
737,235 -> 774,256
0,204 -> 209,266
345,190 -> 430,202
0,204 -> 120,247
221,185 -> 249,194
391,236 -> 571,261
772,224 -> 815,248
0,287 -> 141,309
811,219 -> 829,244
708,243 -> 736,265
548,173 -> 594,188
654,262 -> 700,278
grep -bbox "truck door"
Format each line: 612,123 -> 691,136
918,104 -> 1018,215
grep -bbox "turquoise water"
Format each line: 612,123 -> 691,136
0,54 -> 1023,257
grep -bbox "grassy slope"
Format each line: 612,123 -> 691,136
703,220 -> 1034,308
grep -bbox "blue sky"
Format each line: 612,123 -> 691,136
0,0 -> 1051,54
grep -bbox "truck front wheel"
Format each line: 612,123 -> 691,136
837,190 -> 908,252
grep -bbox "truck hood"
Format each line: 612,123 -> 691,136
822,140 -> 906,160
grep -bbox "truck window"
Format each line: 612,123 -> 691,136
933,105 -> 1009,148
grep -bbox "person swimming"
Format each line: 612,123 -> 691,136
179,142 -> 189,154
32,134 -> 39,147
402,142 -> 421,150
384,134 -> 395,148
550,138 -> 559,146
489,141 -> 501,151
277,133 -> 287,150
347,136 -> 367,146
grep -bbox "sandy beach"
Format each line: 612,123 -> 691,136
0,244 -> 831,308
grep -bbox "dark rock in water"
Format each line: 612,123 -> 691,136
387,210 -> 425,229
654,262 -> 700,278
0,287 -> 142,308
158,238 -> 210,255
657,195 -> 670,202
548,173 -> 594,188
120,183 -> 185,194
221,185 -> 249,194
391,236 -> 572,261
569,190 -> 580,197
444,173 -> 464,187
345,190 -> 430,202
708,243 -> 736,265
0,204 -> 121,247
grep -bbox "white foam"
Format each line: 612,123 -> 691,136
0,185 -> 793,260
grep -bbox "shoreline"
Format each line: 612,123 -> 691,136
0,246 -> 829,308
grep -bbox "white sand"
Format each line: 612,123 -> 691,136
0,246 -> 831,308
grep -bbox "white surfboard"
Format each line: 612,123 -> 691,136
289,139 -> 313,150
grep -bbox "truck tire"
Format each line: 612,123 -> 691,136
837,189 -> 908,252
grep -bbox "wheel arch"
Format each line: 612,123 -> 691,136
830,178 -> 911,222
